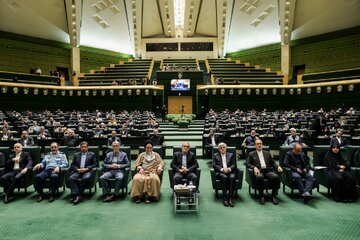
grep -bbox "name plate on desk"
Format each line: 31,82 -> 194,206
174,185 -> 190,193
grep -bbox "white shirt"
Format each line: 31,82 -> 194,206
256,150 -> 267,169
13,152 -> 21,170
221,153 -> 227,169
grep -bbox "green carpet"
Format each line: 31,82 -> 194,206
0,159 -> 359,240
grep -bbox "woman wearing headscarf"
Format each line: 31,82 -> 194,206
324,144 -> 357,202
131,141 -> 164,203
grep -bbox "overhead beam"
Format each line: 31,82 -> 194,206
279,0 -> 296,45
64,0 -> 82,47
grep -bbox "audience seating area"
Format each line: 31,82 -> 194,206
78,59 -> 153,86
301,67 -> 360,84
207,58 -> 283,85
203,108 -> 360,152
0,71 -> 61,85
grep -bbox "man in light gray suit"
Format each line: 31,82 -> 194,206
99,141 -> 130,202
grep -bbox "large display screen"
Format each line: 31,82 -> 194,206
170,79 -> 190,91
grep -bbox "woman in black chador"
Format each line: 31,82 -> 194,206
324,144 -> 357,202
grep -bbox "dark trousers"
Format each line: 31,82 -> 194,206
292,171 -> 314,194
217,172 -> 236,199
255,170 -> 280,197
69,171 -> 92,196
173,172 -> 198,188
99,170 -> 124,196
328,170 -> 357,201
0,170 -> 24,197
35,169 -> 60,195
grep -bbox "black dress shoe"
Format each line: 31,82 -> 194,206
271,196 -> 279,205
49,196 -> 55,202
259,196 -> 265,205
223,199 -> 229,207
73,196 -> 82,205
37,195 -> 43,202
135,197 -> 141,204
228,199 -> 235,207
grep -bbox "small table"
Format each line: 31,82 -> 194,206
173,186 -> 198,214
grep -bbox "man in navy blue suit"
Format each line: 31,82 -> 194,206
68,141 -> 98,205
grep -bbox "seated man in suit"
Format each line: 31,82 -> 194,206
205,129 -> 220,147
171,142 -> 199,203
68,141 -> 98,205
284,128 -> 306,146
107,130 -> 121,146
212,142 -> 236,207
149,129 -> 165,146
246,139 -> 282,205
330,129 -> 348,148
33,142 -> 68,202
205,129 -> 220,158
18,130 -> 35,147
0,143 -> 33,203
61,129 -> 80,147
99,141 -> 130,202
241,129 -> 259,147
284,143 -> 314,201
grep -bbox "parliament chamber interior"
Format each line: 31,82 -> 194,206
0,0 -> 360,240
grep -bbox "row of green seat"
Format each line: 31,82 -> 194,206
302,68 -> 360,83
0,71 -> 60,85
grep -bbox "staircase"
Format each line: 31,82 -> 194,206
159,120 -> 205,159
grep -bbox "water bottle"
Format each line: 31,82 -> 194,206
188,181 -> 195,192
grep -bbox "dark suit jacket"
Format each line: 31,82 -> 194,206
212,152 -> 236,176
246,150 -> 278,171
18,137 -> 35,146
149,134 -> 164,146
62,135 -> 80,147
205,135 -> 220,146
3,152 -> 33,173
107,136 -> 121,146
171,151 -> 198,173
330,137 -> 348,147
71,151 -> 98,173
283,151 -> 310,172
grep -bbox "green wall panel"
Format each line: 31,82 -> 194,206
227,43 -> 281,71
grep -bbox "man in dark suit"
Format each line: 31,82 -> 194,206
205,129 -> 220,158
171,142 -> 199,189
149,129 -> 165,146
61,129 -> 80,147
247,139 -> 282,205
205,129 -> 220,146
0,143 -> 32,203
68,141 -> 98,205
330,129 -> 348,148
99,141 -> 130,202
212,142 -> 237,207
18,130 -> 35,147
284,143 -> 314,201
107,130 -> 121,146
